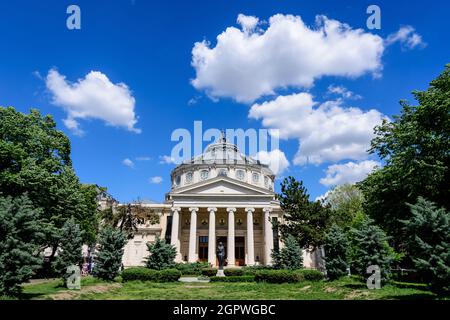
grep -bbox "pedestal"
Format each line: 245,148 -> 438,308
216,269 -> 225,277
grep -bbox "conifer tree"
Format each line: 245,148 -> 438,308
145,237 -> 176,270
93,227 -> 127,281
53,217 -> 84,284
280,235 -> 303,270
403,197 -> 450,294
324,224 -> 349,280
0,195 -> 45,296
350,217 -> 395,282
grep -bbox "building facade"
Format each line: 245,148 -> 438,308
117,136 -> 322,268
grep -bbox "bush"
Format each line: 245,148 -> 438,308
121,267 -> 181,282
201,268 -> 217,277
175,262 -> 209,275
324,224 -> 349,280
242,265 -> 274,275
145,238 -> 176,270
210,276 -> 255,282
255,270 -> 300,283
159,269 -> 182,282
224,268 -> 244,276
122,267 -> 159,282
295,269 -> 324,281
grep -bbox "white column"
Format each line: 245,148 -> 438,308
188,207 -> 199,263
207,207 -> 217,266
246,207 -> 255,266
170,207 -> 182,262
263,207 -> 274,265
227,207 -> 236,267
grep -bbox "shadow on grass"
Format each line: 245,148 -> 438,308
382,293 -> 437,300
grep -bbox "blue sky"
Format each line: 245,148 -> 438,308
1,0 -> 449,203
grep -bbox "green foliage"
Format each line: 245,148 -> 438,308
403,197 -> 450,294
93,227 -> 127,281
254,270 -> 300,283
0,195 -> 45,296
224,268 -> 244,276
210,276 -> 255,282
350,217 -> 396,282
200,268 -> 218,277
145,238 -> 176,270
175,262 -> 210,275
121,267 -> 180,282
324,224 -> 349,280
295,269 -> 324,281
272,235 -> 303,270
324,184 -> 366,230
53,217 -> 84,284
241,265 -> 274,275
361,65 -> 450,250
0,107 -> 99,253
277,177 -> 332,249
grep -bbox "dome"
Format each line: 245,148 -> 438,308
170,132 -> 275,191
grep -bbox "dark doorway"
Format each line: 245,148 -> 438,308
198,236 -> 208,262
235,236 -> 245,266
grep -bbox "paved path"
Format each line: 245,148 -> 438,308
178,277 -> 210,283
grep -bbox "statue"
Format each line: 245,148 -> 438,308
216,242 -> 226,277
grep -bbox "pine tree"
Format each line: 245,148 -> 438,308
53,217 -> 84,284
280,235 -> 303,270
93,227 -> 127,281
145,237 -> 176,270
403,197 -> 450,294
350,217 -> 395,282
324,224 -> 349,280
0,195 -> 45,296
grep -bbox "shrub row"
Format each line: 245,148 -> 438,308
210,276 -> 255,282
174,262 -> 210,275
201,268 -> 218,277
122,267 -> 181,282
254,269 -> 324,283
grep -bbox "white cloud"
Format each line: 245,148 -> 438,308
122,158 -> 135,168
255,149 -> 289,175
249,93 -> 386,165
327,85 -> 361,100
386,26 -> 426,50
159,155 -> 177,164
191,13 -> 384,103
136,156 -> 152,161
319,160 -> 380,187
149,176 -> 163,184
46,69 -> 140,135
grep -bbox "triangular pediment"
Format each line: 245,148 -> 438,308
170,176 -> 274,196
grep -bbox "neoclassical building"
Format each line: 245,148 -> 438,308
112,136 -> 321,268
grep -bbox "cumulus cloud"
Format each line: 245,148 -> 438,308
159,155 -> 177,165
191,13 -> 384,103
327,85 -> 362,100
255,149 -> 289,175
122,158 -> 135,168
45,69 -> 140,135
249,93 -> 386,165
149,176 -> 163,184
319,160 -> 380,187
386,26 -> 426,50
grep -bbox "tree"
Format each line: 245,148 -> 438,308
93,227 -> 127,281
0,107 -> 99,266
145,238 -> 176,270
280,235 -> 303,270
277,177 -> 332,249
361,65 -> 450,250
323,184 -> 366,230
53,217 -> 84,284
403,197 -> 450,294
0,195 -> 45,296
324,224 -> 349,280
350,217 -> 396,282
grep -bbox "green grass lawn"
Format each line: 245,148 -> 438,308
11,276 -> 445,300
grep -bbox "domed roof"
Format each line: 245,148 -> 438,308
184,132 -> 260,166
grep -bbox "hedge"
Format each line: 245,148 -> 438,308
122,267 -> 181,282
255,270 -> 300,283
201,268 -> 218,277
224,268 -> 244,276
210,276 -> 255,282
296,269 -> 324,281
174,262 -> 209,275
242,265 -> 274,275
